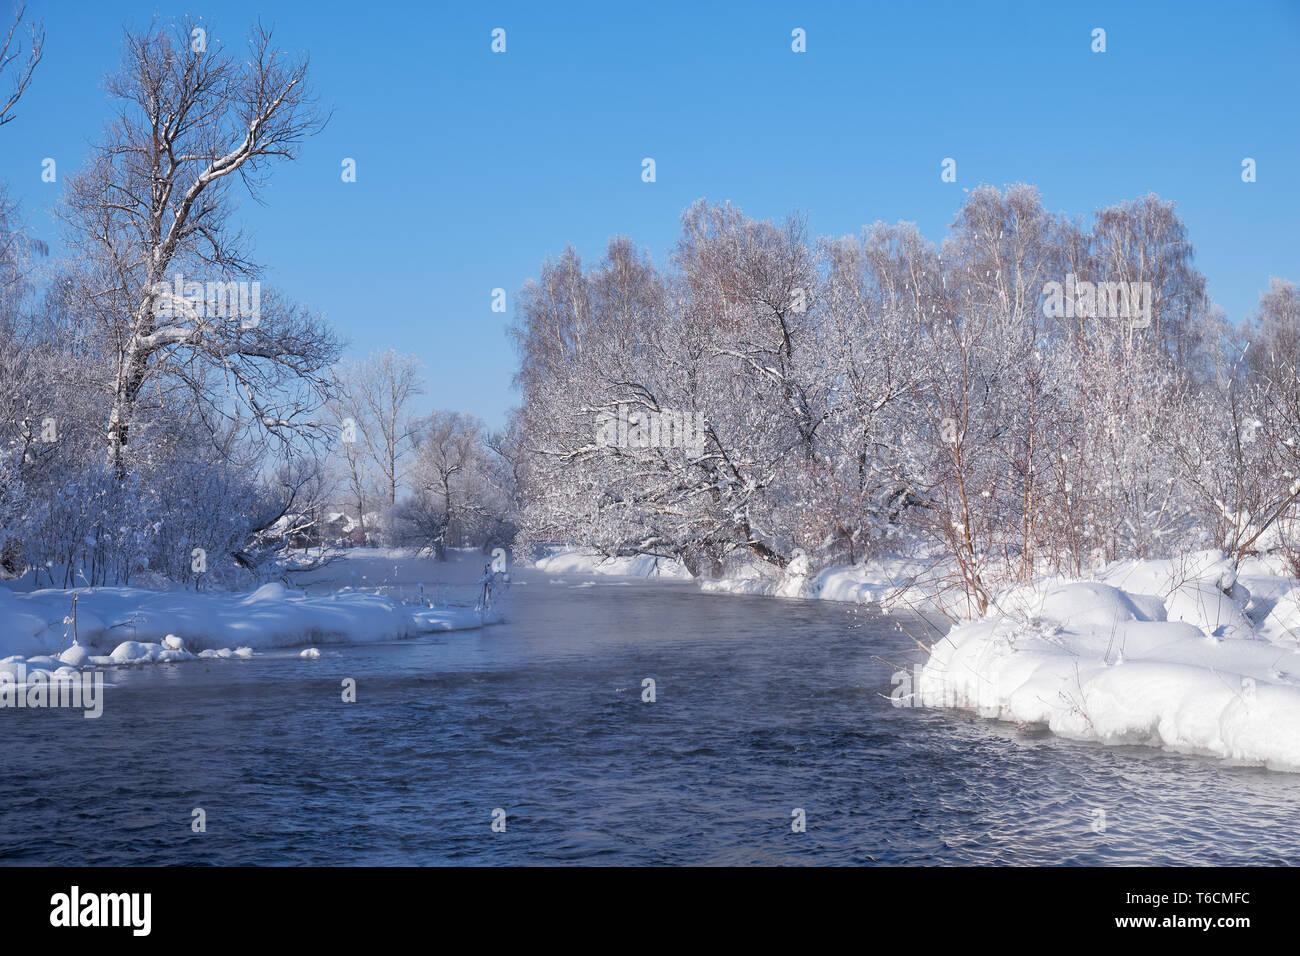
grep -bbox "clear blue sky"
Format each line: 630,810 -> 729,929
2,0 -> 1297,429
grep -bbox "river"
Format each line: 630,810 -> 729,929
1,570 -> 1296,865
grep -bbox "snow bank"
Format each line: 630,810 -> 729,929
0,582 -> 492,664
1099,552 -> 1256,640
699,548 -> 813,598
412,605 -> 501,631
1261,587 -> 1300,645
536,543 -> 948,608
703,550 -> 943,613
918,551 -> 1300,771
814,560 -> 920,605
107,639 -> 197,664
532,546 -> 692,579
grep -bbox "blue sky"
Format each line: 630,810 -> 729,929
2,0 -> 1297,429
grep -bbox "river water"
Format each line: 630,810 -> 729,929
1,570 -> 1297,865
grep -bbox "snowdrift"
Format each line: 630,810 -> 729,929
702,550 -> 933,607
0,581 -> 491,664
531,546 -> 692,579
918,551 -> 1300,771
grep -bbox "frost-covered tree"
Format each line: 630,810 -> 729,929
59,18 -> 337,478
511,188 -> 1247,601
0,18 -> 350,588
512,207 -> 834,577
1219,278 -> 1300,567
331,349 -> 424,516
401,411 -> 489,558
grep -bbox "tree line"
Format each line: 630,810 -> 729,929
509,191 -> 1300,614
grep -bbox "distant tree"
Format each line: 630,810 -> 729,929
331,349 -> 425,514
326,390 -> 374,543
406,411 -> 487,559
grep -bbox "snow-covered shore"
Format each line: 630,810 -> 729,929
537,543 -> 1300,771
699,550 -> 938,609
0,555 -> 498,680
915,551 -> 1300,771
531,546 -> 692,579
530,544 -> 927,602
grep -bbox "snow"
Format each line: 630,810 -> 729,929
1262,587 -> 1300,644
1098,552 -> 1256,639
702,550 -> 941,613
692,542 -> 1300,771
0,551 -> 499,671
917,550 -> 1300,771
58,644 -> 90,667
698,561 -> 783,597
531,546 -> 692,579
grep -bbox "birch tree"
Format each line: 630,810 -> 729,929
332,349 -> 425,514
60,18 -> 336,478
0,3 -> 41,129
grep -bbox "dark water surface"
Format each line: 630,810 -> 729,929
2,571 -> 1297,865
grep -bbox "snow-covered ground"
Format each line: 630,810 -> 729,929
532,544 -> 932,601
531,545 -> 692,579
915,550 -> 1300,771
700,547 -> 942,610
0,548 -> 501,679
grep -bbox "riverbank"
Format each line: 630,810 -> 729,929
533,544 -> 1300,771
917,551 -> 1300,771
0,549 -> 499,677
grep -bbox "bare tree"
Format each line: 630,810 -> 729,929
326,392 -> 374,542
0,4 -> 42,128
59,18 -> 336,477
332,349 -> 425,513
409,410 -> 485,559
509,190 -> 1253,602
1227,278 -> 1300,566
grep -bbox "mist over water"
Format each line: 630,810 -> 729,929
1,571 -> 1296,865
